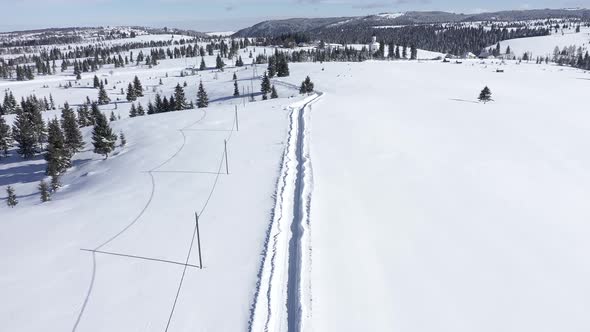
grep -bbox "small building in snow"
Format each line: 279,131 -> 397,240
463,52 -> 477,59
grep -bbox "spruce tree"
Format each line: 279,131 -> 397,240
154,94 -> 163,113
267,56 -> 276,78
147,101 -> 156,115
126,83 -> 137,101
0,115 -> 12,157
174,84 -> 187,110
233,72 -> 237,80
45,118 -> 70,177
133,76 -> 144,97
109,111 -> 117,122
233,80 -> 240,97
300,76 -> 314,94
12,106 -> 37,158
6,186 -> 17,207
261,71 -> 271,95
90,102 -> 102,125
98,82 -> 110,105
216,54 -> 225,70
92,111 -> 117,159
60,102 -> 84,156
137,103 -> 145,116
199,57 -> 206,70
39,180 -> 51,202
478,86 -> 492,103
270,85 -> 278,99
197,81 -> 209,108
129,103 -> 138,117
93,75 -> 100,88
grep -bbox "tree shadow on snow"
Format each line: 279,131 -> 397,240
0,156 -> 92,187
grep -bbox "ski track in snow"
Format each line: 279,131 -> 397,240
249,82 -> 322,332
71,107 -> 245,332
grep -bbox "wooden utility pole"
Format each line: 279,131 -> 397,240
195,212 -> 203,269
224,140 -> 229,174
235,105 -> 239,131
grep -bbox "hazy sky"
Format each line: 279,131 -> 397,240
0,0 -> 589,32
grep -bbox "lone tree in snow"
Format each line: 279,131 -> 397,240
261,71 -> 271,100
299,76 -> 315,94
197,81 -> 209,108
200,57 -> 207,70
6,186 -> 18,207
233,80 -> 240,97
92,112 -> 117,159
215,54 -> 225,70
38,180 -> 51,202
478,86 -> 492,103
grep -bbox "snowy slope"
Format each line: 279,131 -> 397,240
0,97 -> 308,331
495,27 -> 590,58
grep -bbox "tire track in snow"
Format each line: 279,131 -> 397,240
249,88 -> 322,332
72,109 -> 207,332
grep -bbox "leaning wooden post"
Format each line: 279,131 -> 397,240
224,140 -> 229,175
235,105 -> 239,132
195,212 -> 203,269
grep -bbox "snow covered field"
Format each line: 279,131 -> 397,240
281,60 -> 590,331
2,29 -> 590,332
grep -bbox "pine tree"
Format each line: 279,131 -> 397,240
109,111 -> 117,122
270,85 -> 278,99
6,186 -> 17,207
276,55 -> 290,77
154,94 -> 163,113
174,84 -> 187,110
233,80 -> 240,97
129,103 -> 138,117
126,83 -> 137,102
119,131 -> 127,147
92,111 -> 117,159
300,76 -> 314,94
45,118 -> 70,177
261,71 -> 271,95
133,76 -> 144,97
60,102 -> 84,155
478,86 -> 492,103
216,54 -> 225,70
137,103 -> 145,116
93,75 -> 100,88
200,57 -> 207,70
98,82 -> 110,105
267,56 -> 276,78
147,101 -> 156,115
0,115 -> 12,157
233,72 -> 237,80
39,180 -> 51,202
197,81 -> 209,108
12,106 -> 37,158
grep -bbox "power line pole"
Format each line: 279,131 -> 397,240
195,212 -> 203,269
224,140 -> 229,175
